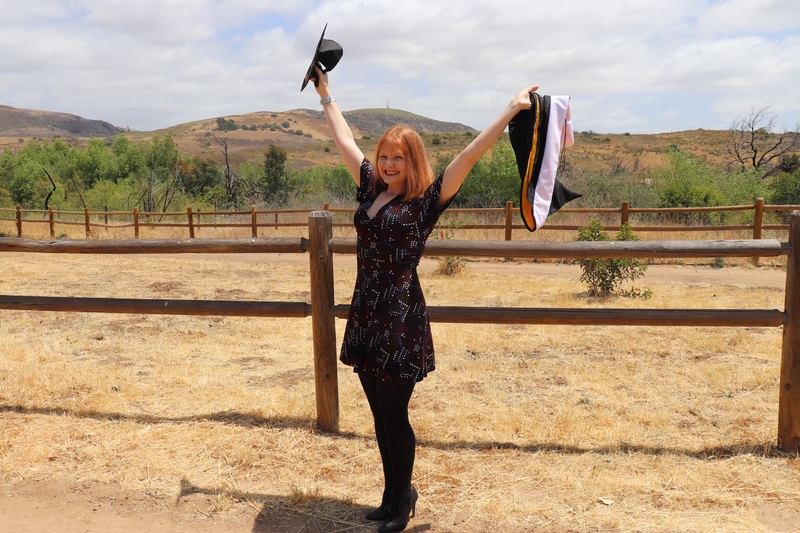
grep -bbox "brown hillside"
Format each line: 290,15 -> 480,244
2,105 -> 792,176
123,110 -> 745,175
0,105 -> 124,137
122,108 -> 479,171
568,129 -> 735,175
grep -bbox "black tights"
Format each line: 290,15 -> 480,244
358,372 -> 416,512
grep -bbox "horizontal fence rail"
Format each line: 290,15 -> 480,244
0,295 -> 310,318
0,237 -> 308,254
330,306 -> 786,328
331,238 -> 789,259
329,237 -> 788,331
0,211 -> 798,451
3,199 -> 800,240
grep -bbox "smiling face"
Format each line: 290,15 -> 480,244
373,124 -> 434,200
377,140 -> 408,192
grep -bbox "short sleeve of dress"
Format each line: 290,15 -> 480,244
356,159 -> 376,204
419,173 -> 457,231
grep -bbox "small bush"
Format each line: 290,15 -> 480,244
434,227 -> 465,276
576,219 -> 650,298
769,172 -> 800,221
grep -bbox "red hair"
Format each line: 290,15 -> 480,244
374,124 -> 435,200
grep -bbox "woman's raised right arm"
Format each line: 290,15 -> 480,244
314,67 -> 364,185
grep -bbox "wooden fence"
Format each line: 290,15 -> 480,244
3,198 -> 800,240
0,213 -> 798,451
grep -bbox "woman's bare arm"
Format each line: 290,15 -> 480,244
313,67 -> 364,185
440,85 -> 538,205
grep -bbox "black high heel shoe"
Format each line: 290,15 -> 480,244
378,486 -> 417,533
365,504 -> 390,521
366,489 -> 392,521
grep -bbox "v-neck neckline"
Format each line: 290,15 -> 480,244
367,192 -> 402,221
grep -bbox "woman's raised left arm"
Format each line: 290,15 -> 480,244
439,85 -> 538,205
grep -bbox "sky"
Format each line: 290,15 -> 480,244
1,0 -> 799,135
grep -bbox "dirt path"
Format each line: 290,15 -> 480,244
0,262 -> 789,533
0,478 -> 257,533
268,252 -> 787,289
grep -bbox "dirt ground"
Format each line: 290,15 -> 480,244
0,260 -> 790,533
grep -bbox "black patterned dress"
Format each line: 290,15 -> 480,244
340,159 -> 455,383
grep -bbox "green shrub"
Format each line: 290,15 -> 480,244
434,227 -> 465,276
769,170 -> 800,222
576,219 -> 650,298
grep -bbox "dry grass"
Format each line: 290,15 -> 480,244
0,235 -> 799,532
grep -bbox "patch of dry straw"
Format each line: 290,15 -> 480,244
0,249 -> 798,532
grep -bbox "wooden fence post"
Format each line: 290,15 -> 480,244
15,205 -> 22,238
187,207 -> 195,239
752,198 -> 765,266
779,213 -> 800,451
251,206 -> 258,238
308,211 -> 339,432
133,208 -> 140,239
621,201 -> 630,226
84,208 -> 91,237
753,198 -> 764,240
504,201 -> 514,241
48,207 -> 55,238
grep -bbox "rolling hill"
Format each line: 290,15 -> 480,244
0,105 -> 124,137
0,104 -> 773,176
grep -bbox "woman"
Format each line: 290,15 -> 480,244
312,65 -> 536,533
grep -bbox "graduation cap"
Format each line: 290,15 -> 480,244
301,24 -> 343,91
508,92 -> 581,231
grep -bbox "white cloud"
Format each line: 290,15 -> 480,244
0,0 -> 797,133
696,0 -> 800,34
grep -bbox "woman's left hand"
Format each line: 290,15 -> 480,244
313,66 -> 331,98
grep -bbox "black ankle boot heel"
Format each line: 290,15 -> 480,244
378,486 -> 418,533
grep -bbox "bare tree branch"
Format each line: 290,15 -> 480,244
212,135 -> 238,205
42,168 -> 57,211
725,105 -> 800,178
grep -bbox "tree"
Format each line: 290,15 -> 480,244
288,164 -> 354,206
768,167 -> 800,220
654,147 -> 729,224
211,135 -> 239,207
180,156 -> 223,198
776,154 -> 800,176
109,135 -> 145,182
85,179 -> 137,212
215,117 -> 238,131
261,144 -> 289,206
7,158 -> 39,207
0,187 -> 12,209
451,140 -> 519,207
136,135 -> 184,212
322,164 -> 355,202
726,106 -> 800,178
75,138 -> 114,188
